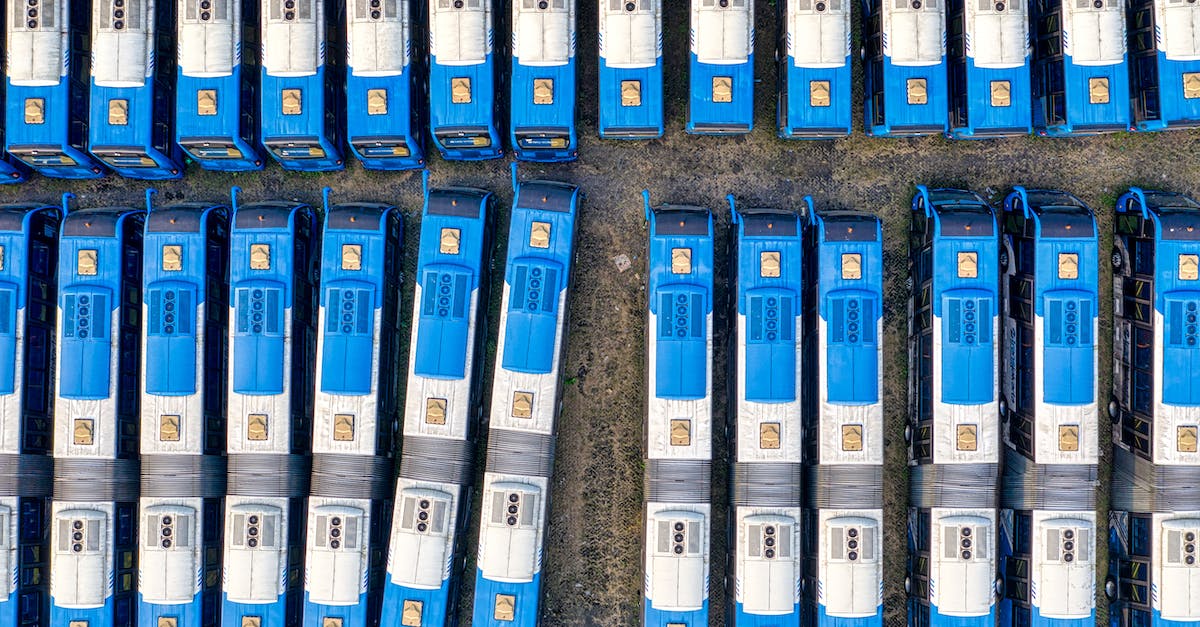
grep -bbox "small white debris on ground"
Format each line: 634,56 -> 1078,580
612,253 -> 631,273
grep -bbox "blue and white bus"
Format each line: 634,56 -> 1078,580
906,187 -> 1001,627
87,0 -> 185,179
777,0 -> 853,138
471,167 -> 579,627
5,0 -> 107,178
0,77 -> 27,182
688,0 -> 754,134
379,175 -> 494,627
175,0 -> 267,171
726,198 -> 803,625
260,0 -> 345,170
0,202 -> 59,627
863,0 -> 949,136
303,190 -> 404,627
597,0 -> 664,139
642,192 -> 714,627
50,199 -> 146,627
428,0 -> 503,160
346,0 -> 426,169
137,192 -> 230,627
221,191 -> 320,627
510,0 -> 577,161
1128,0 -> 1200,131
998,187 -> 1099,627
1107,188 -> 1200,626
801,201 -> 884,627
1029,0 -> 1130,135
947,0 -> 1033,137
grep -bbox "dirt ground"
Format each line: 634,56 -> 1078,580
5,0 -> 1200,624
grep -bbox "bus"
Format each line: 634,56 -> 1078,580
597,0 -> 664,139
50,199 -> 146,627
345,0 -> 426,170
1029,0 -> 1130,135
997,187 -> 1099,627
428,0 -> 503,160
863,0 -> 949,136
946,0 -> 1033,137
726,198 -> 803,625
906,187 -> 1001,627
137,192 -> 230,627
259,0 -> 346,170
471,166 -> 580,627
801,201 -> 884,627
302,189 -> 404,627
379,173 -> 495,627
1107,187 -> 1200,625
777,0 -> 853,138
510,0 -> 577,161
87,0 -> 185,179
1128,0 -> 1200,131
0,202 -> 59,627
175,0 -> 267,171
221,190 -> 320,627
641,192 -> 713,627
5,0 -> 107,178
687,0 -> 754,134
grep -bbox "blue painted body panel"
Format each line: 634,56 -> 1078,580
429,46 -> 502,160
1030,0 -> 1131,136
597,61 -> 664,138
88,82 -> 184,180
261,69 -> 344,170
813,212 -> 884,406
917,187 -> 1000,406
645,600 -> 709,627
137,596 -> 204,627
950,60 -> 1033,138
648,210 -> 714,401
867,58 -> 950,136
175,69 -> 266,171
1137,53 -> 1200,131
1011,192 -> 1099,407
471,573 -> 540,627
1039,58 -> 1130,135
142,206 -> 223,399
499,185 -> 578,374
734,602 -> 803,626
0,159 -> 25,185
735,209 -> 804,405
510,60 -> 577,162
816,603 -> 884,627
302,592 -> 369,627
688,53 -> 755,134
780,60 -> 853,138
412,190 -> 490,379
379,578 -> 454,627
228,202 -> 311,400
346,69 -> 424,169
222,598 -> 288,627
1116,190 -> 1200,407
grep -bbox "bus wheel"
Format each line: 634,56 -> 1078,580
1105,577 -> 1117,599
1111,249 -> 1123,270
1108,399 -> 1120,422
999,249 -> 1009,270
